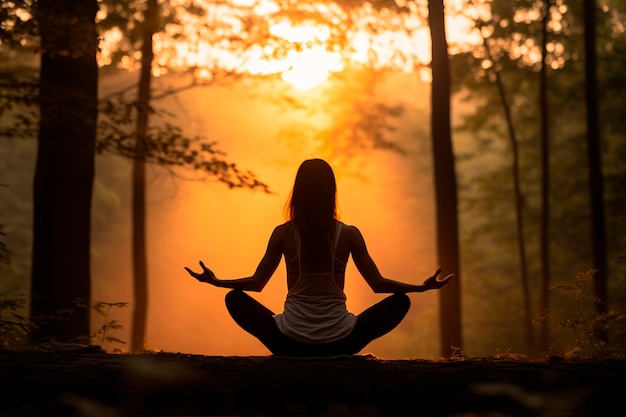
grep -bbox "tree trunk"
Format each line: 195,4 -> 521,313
30,0 -> 98,342
480,34 -> 535,354
131,0 -> 159,353
538,0 -> 552,351
427,0 -> 462,357
583,0 -> 608,321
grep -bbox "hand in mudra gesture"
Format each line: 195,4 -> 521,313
185,261 -> 217,284
422,268 -> 454,290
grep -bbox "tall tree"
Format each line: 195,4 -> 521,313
428,0 -> 462,357
582,0 -> 608,319
538,0 -> 552,351
30,0 -> 99,342
482,37 -> 534,353
130,0 -> 159,354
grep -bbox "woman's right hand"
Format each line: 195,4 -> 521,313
185,261 -> 217,284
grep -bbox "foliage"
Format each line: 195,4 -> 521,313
97,92 -> 270,191
1,1 -> 269,191
0,294 -> 130,351
534,270 -> 626,359
91,301 -> 128,350
0,291 -> 32,349
0,56 -> 38,135
0,0 -> 38,49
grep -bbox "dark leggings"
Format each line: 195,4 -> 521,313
225,290 -> 410,356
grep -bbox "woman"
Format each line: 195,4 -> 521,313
185,158 -> 453,356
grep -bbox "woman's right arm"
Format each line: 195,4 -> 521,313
348,226 -> 453,293
184,225 -> 285,292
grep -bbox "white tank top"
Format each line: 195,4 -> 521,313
274,222 -> 357,343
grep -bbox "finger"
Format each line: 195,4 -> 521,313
184,268 -> 198,278
438,274 -> 454,283
200,260 -> 211,272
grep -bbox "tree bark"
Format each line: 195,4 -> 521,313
427,0 -> 462,357
30,0 -> 98,342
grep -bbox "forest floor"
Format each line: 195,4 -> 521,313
1,347 -> 625,417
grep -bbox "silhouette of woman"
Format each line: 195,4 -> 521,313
185,158 -> 453,356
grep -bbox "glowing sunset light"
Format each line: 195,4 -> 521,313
270,19 -> 331,43
229,0 -> 281,15
281,47 -> 343,90
98,0 -> 492,89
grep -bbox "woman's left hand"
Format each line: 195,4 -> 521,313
422,268 -> 454,290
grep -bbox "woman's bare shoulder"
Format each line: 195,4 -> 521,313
338,221 -> 359,231
272,222 -> 293,237
338,222 -> 363,241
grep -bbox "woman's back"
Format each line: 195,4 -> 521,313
282,220 -> 350,290
276,221 -> 357,343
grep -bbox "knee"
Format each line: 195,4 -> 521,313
392,293 -> 411,313
225,289 -> 245,310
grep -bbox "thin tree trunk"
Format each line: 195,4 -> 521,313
131,0 -> 158,353
483,39 -> 535,354
582,0 -> 608,322
30,0 -> 98,343
428,0 -> 462,357
538,0 -> 552,351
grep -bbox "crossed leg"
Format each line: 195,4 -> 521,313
340,292 -> 411,353
225,290 -> 288,354
225,290 -> 410,356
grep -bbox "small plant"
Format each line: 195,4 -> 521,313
534,270 -> 626,359
91,301 -> 128,351
448,345 -> 468,361
0,291 -> 33,349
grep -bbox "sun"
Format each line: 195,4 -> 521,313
268,18 -> 343,90
280,47 -> 343,91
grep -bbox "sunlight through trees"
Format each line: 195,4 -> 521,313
96,0 -> 486,89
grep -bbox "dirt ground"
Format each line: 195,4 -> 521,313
1,347 -> 625,416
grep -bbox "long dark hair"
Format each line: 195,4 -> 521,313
285,159 -> 339,263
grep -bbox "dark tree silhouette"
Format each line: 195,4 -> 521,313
427,0 -> 462,357
30,0 -> 99,342
538,0 -> 552,351
481,37 -> 534,354
130,0 -> 159,354
582,0 -> 608,320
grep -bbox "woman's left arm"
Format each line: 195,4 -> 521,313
185,226 -> 284,292
349,225 -> 454,293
